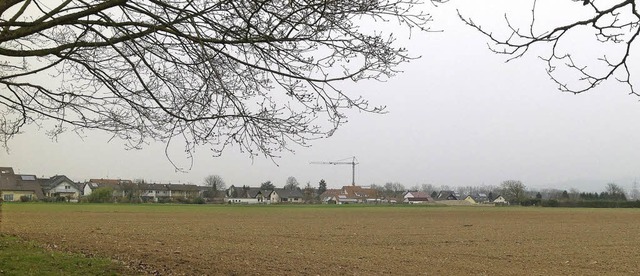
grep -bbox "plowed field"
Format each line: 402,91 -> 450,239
2,204 -> 639,275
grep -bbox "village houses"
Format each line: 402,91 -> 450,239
1,166 -> 515,206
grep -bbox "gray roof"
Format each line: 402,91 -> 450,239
138,183 -> 169,191
42,175 -> 82,191
273,188 -> 303,198
166,184 -> 202,191
437,190 -> 459,200
245,188 -> 273,198
0,167 -> 46,199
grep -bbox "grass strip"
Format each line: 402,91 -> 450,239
0,234 -> 133,276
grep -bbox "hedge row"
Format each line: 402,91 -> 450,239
540,200 -> 640,208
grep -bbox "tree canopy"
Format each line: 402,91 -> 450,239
0,0 -> 435,165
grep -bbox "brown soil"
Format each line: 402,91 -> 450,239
2,205 -> 639,275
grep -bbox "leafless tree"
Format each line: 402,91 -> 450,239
500,179 -> 526,203
0,0 -> 438,167
630,180 -> 640,200
605,182 -> 626,199
419,183 -> 435,193
539,188 -> 564,200
303,181 -> 315,203
383,182 -> 405,197
284,176 -> 299,190
204,174 -> 225,192
438,184 -> 451,192
569,187 -> 581,200
459,0 -> 639,95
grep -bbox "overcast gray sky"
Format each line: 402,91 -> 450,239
2,1 -> 639,192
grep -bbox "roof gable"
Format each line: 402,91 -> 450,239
44,175 -> 81,191
437,190 -> 459,200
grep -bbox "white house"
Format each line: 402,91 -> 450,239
403,191 -> 433,204
42,175 -> 82,202
225,186 -> 273,204
271,188 -> 303,203
493,195 -> 508,204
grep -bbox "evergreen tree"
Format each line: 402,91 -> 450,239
260,181 -> 275,190
318,179 -> 327,195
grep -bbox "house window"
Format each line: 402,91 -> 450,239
65,185 -> 71,190
3,194 -> 14,201
282,198 -> 288,202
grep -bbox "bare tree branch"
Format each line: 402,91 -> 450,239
0,0 -> 437,168
459,0 -> 639,95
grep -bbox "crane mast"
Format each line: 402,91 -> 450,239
310,156 -> 358,186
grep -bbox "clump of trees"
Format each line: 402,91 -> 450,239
541,183 -> 635,208
87,187 -> 114,203
203,175 -> 226,198
500,180 -> 527,205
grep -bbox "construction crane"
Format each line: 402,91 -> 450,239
310,156 -> 358,186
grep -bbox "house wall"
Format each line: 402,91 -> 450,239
290,197 -> 302,203
48,182 -> 81,199
185,191 -> 200,198
1,191 -> 36,202
226,198 -> 260,204
83,185 -> 93,196
141,190 -> 161,202
255,195 -> 270,204
141,190 -> 155,197
168,190 -> 200,198
171,190 -> 186,198
493,196 -> 508,204
155,190 -> 170,197
464,196 -> 477,204
404,198 -> 425,204
270,192 -> 281,203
